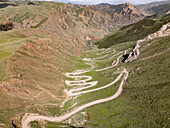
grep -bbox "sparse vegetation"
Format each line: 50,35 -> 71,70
31,17 -> 48,28
76,8 -> 84,15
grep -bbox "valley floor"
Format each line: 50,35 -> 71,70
22,35 -> 170,128
0,29 -> 169,128
22,47 -> 129,128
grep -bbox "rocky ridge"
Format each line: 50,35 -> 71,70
125,22 -> 170,62
76,2 -> 144,26
89,3 -> 143,16
146,3 -> 170,15
136,1 -> 170,16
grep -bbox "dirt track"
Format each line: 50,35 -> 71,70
21,48 -> 128,128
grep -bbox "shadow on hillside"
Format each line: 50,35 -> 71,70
122,54 -> 129,62
0,21 -> 14,31
0,3 -> 18,8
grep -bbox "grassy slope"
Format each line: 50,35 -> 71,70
0,26 -> 91,127
0,2 -> 91,127
0,30 -> 25,82
94,18 -> 170,48
85,36 -> 170,128
83,15 -> 170,127
42,35 -> 169,128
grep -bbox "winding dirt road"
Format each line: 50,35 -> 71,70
65,72 -> 123,96
21,48 -> 129,128
95,52 -> 124,72
22,69 -> 128,128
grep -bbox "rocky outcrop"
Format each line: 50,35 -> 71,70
78,3 -> 144,27
120,3 -> 142,16
125,22 -> 170,62
89,3 -> 143,16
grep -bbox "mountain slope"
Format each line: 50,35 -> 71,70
136,0 -> 170,15
0,25 -> 89,128
88,3 -> 144,25
0,2 -> 91,127
85,36 -> 170,128
146,3 -> 170,15
90,3 -> 143,16
94,16 -> 170,48
83,16 -> 170,128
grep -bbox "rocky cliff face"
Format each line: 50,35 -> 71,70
73,2 -> 144,28
125,23 -> 170,62
88,3 -> 144,25
89,3 -> 143,16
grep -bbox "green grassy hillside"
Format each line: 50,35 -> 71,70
94,17 -> 170,48
0,28 -> 90,127
0,2 -> 91,127
87,16 -> 170,127
85,36 -> 170,128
